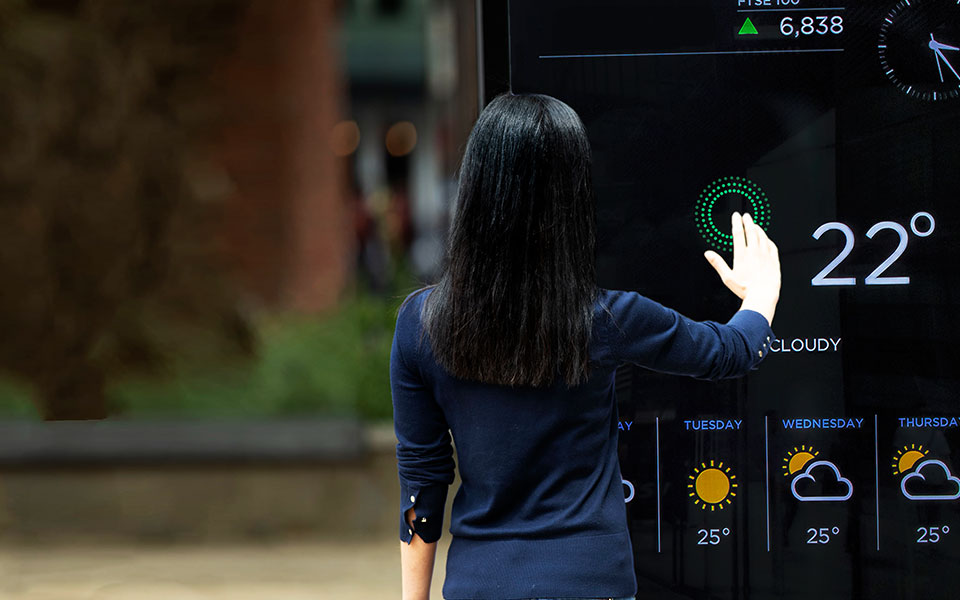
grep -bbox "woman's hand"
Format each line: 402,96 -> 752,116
703,212 -> 781,326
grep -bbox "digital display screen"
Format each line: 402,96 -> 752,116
505,1 -> 960,597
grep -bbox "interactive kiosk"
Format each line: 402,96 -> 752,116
482,1 -> 960,597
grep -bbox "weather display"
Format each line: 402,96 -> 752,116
506,0 -> 960,597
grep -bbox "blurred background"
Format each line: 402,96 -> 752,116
0,0 -> 480,597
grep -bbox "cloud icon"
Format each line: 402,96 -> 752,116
622,479 -> 635,503
790,460 -> 853,502
901,459 -> 960,501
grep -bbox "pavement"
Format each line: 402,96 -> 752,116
0,538 -> 449,599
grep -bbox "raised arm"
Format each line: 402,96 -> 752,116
603,290 -> 773,379
603,212 -> 780,379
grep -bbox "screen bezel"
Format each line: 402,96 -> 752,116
477,0 -> 510,108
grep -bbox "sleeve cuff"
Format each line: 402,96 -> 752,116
399,481 -> 449,544
727,309 -> 776,370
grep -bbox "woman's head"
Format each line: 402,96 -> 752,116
424,93 -> 597,387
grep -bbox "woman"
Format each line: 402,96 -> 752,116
391,93 -> 780,600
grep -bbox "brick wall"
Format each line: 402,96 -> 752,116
218,0 -> 352,312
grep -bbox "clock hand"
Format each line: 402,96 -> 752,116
932,34 -> 946,82
929,33 -> 960,52
936,48 -> 960,81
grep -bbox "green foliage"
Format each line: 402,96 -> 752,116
104,292 -> 403,421
0,376 -> 39,419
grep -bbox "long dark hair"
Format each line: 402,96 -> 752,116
423,93 -> 597,387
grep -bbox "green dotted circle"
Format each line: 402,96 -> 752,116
694,176 -> 771,251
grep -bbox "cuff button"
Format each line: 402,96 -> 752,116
408,528 -> 413,535
410,495 -> 416,503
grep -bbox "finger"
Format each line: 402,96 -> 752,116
704,250 -> 731,277
730,212 -> 746,255
752,220 -> 767,253
754,222 -> 774,250
743,213 -> 761,249
754,220 -> 770,239
752,223 -> 776,256
753,223 -> 774,254
766,237 -> 778,257
704,251 -> 745,298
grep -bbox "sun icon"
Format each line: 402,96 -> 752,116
783,444 -> 819,477
688,460 -> 737,511
892,444 -> 929,475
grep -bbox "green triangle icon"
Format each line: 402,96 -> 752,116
738,17 -> 758,35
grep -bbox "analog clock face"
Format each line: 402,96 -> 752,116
879,0 -> 960,101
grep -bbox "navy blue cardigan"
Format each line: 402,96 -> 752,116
391,288 -> 774,599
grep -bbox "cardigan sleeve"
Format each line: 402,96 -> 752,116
603,289 -> 775,380
391,294 -> 455,544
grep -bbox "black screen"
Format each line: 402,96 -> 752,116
502,0 -> 960,597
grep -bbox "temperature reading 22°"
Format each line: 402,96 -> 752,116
697,528 -> 731,546
807,526 -> 840,544
811,212 -> 935,286
917,525 -> 951,543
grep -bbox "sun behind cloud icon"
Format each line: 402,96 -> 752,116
790,460 -> 853,502
892,444 -> 929,475
783,444 -> 819,477
901,459 -> 960,501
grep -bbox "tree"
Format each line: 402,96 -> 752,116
0,0 -> 253,419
